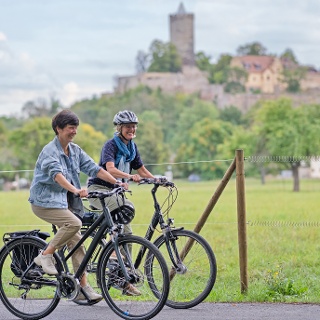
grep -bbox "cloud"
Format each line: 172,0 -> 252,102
61,82 -> 80,106
0,0 -> 319,117
60,82 -> 108,107
0,42 -> 52,89
0,32 -> 7,41
0,39 -> 109,116
0,41 -> 61,115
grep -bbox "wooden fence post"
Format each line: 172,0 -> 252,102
235,149 -> 248,293
193,158 -> 236,234
170,158 -> 237,281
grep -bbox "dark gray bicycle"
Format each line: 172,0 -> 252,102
138,177 -> 217,309
81,177 -> 217,309
0,186 -> 170,320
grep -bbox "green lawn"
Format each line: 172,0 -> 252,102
1,177 -> 320,303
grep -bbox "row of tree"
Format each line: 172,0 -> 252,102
136,41 -> 308,93
1,85 -> 320,191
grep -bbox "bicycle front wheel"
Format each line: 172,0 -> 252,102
0,237 -> 61,320
150,229 -> 217,309
98,234 -> 170,320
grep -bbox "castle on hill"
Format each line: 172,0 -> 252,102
114,3 -> 320,112
115,3 -> 213,99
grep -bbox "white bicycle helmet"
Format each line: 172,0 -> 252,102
113,110 -> 139,125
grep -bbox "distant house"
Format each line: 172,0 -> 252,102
310,159 -> 320,178
230,55 -> 284,93
301,67 -> 320,91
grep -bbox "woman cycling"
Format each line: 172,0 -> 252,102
29,109 -> 125,302
87,110 -> 155,295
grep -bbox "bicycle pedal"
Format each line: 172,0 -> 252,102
26,269 -> 43,279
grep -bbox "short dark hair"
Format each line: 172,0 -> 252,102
52,110 -> 79,135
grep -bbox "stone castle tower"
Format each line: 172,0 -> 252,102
169,3 -> 195,66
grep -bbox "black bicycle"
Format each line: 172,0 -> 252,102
0,186 -> 170,320
82,178 -> 217,309
138,177 -> 217,309
52,203 -> 106,307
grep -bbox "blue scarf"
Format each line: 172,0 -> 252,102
114,133 -> 136,168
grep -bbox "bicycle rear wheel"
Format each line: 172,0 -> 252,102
150,229 -> 217,309
98,234 -> 170,320
0,237 -> 61,320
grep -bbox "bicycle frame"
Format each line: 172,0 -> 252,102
0,186 -> 173,320
136,180 -> 184,271
57,191 -> 133,283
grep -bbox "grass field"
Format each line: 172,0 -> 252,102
1,177 -> 320,303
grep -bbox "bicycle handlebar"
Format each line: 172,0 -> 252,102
138,177 -> 175,188
87,186 -> 131,200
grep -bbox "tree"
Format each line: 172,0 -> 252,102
211,54 -> 233,84
220,65 -> 247,93
9,117 -> 53,170
175,118 -> 233,179
281,66 -> 307,92
0,120 -> 6,135
195,51 -> 216,83
135,50 -> 150,74
22,96 -> 64,118
196,53 -> 247,92
252,99 -> 320,191
74,123 -> 106,163
224,81 -> 246,93
216,125 -> 259,178
22,98 -> 49,118
280,48 -> 298,65
218,106 -> 247,126
226,67 -> 248,84
237,42 -> 268,56
172,98 -> 219,150
50,96 -> 64,115
8,117 -> 106,171
148,40 -> 182,72
135,114 -> 169,175
0,120 -> 18,182
195,51 -> 212,71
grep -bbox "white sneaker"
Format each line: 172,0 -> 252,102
110,251 -> 125,260
123,283 -> 141,296
81,285 -> 103,301
34,250 -> 58,275
74,291 -> 86,301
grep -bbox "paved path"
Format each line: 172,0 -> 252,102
1,301 -> 320,320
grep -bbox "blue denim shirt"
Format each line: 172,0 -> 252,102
29,136 -> 101,217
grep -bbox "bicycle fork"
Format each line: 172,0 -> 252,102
109,233 -> 134,284
163,228 -> 188,278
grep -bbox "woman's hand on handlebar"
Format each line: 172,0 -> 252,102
74,188 -> 88,198
128,174 -> 141,183
118,182 -> 129,189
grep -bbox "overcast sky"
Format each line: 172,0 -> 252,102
0,0 -> 319,117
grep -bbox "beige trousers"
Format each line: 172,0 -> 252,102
31,204 -> 86,273
87,184 -> 133,234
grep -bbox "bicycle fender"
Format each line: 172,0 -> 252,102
152,227 -> 184,247
0,235 -> 47,256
